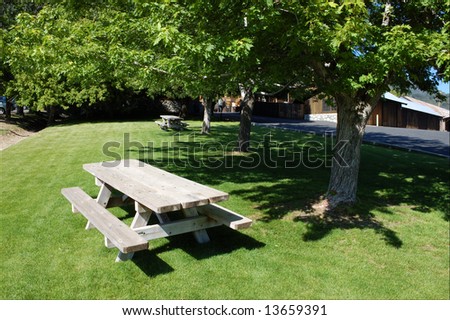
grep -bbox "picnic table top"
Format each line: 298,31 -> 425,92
160,115 -> 183,120
83,159 -> 229,213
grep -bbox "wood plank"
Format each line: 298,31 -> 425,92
95,177 -> 103,187
105,195 -> 133,208
114,203 -> 153,262
131,209 -> 152,228
116,252 -> 134,262
83,160 -> 229,213
86,182 -> 112,230
160,115 -> 182,120
133,216 -> 222,241
196,204 -> 253,230
120,160 -> 229,205
182,207 -> 210,243
119,167 -> 210,208
96,183 -> 113,207
61,187 -> 148,254
116,159 -> 229,203
83,162 -> 181,213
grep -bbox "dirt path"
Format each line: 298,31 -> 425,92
0,113 -> 48,150
0,122 -> 36,151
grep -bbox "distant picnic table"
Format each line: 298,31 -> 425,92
61,159 -> 252,262
155,115 -> 188,130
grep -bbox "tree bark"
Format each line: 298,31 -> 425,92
382,1 -> 392,27
201,96 -> 212,134
5,99 -> 13,122
47,105 -> 57,126
237,89 -> 255,152
16,106 -> 24,117
326,94 -> 380,209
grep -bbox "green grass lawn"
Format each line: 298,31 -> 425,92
0,119 -> 448,299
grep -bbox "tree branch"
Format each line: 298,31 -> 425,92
382,1 -> 392,27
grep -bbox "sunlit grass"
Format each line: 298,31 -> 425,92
0,119 -> 448,299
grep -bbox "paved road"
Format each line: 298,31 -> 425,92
221,113 -> 450,158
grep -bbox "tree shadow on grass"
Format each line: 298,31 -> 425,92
228,180 -> 404,248
130,125 -> 449,250
296,207 -> 403,248
1,112 -> 48,132
132,226 -> 265,277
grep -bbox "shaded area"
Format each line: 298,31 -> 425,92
128,122 -> 449,250
133,227 -> 265,277
166,226 -> 265,260
132,250 -> 175,277
103,190 -> 265,276
0,112 -> 48,132
297,209 -> 403,248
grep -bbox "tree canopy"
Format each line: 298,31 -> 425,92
4,0 -> 258,111
6,1 -> 447,108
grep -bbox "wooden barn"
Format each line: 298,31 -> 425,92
367,93 -> 448,131
303,92 -> 449,131
242,90 -> 449,131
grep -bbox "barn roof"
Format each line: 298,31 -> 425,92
403,96 -> 450,118
382,92 -> 443,117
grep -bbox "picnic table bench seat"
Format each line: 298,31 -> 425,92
61,187 -> 148,254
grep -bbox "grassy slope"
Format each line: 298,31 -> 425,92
0,120 -> 448,299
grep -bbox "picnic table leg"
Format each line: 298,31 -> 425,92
155,212 -> 171,224
86,181 -> 112,230
89,181 -> 120,252
182,207 -> 210,243
116,202 -> 152,262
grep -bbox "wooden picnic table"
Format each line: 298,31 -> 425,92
61,159 -> 251,262
155,115 -> 188,130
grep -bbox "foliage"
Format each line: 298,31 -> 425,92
6,1 -> 448,109
254,0 -> 449,100
1,0 -> 41,95
6,5 -> 112,109
4,1 -> 259,110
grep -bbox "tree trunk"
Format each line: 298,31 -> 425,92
326,94 -> 379,209
201,96 -> 212,134
5,99 -> 13,122
16,106 -> 24,117
47,105 -> 57,126
237,89 -> 255,152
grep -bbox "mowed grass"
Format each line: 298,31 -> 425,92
0,119 -> 448,299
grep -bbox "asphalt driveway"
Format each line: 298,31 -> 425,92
222,113 -> 450,158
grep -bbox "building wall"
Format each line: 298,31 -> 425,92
255,94 -> 445,130
253,101 -> 304,119
368,100 -> 441,131
367,102 -> 384,126
304,96 -> 336,114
